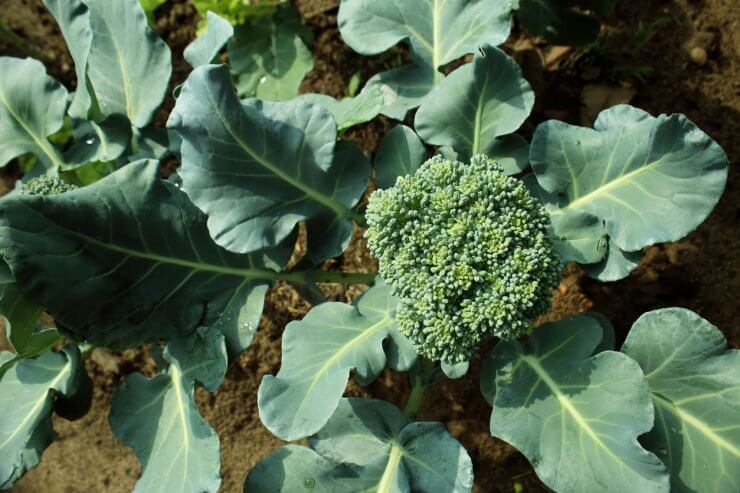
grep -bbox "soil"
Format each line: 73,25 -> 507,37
2,0 -> 738,492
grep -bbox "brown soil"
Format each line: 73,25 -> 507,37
2,0 -> 738,492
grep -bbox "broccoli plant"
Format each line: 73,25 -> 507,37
0,0 -> 737,492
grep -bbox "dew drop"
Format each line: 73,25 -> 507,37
259,76 -> 268,85
304,478 -> 315,489
85,137 -> 95,145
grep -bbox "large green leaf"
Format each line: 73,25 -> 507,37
415,44 -> 533,172
0,57 -> 67,172
529,105 -> 728,279
227,4 -> 312,100
0,346 -> 87,489
374,124 -> 427,189
42,0 -> 95,120
0,160 -> 285,351
622,308 -> 740,493
110,326 -> 227,493
62,115 -> 132,168
168,64 -> 369,255
338,0 -> 512,119
258,280 -> 417,441
184,11 -> 234,68
483,314 -> 669,492
82,0 -> 172,127
298,85 -> 385,132
246,398 -> 473,492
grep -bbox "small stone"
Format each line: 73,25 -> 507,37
690,47 -> 708,65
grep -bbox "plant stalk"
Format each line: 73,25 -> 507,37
403,357 -> 436,419
278,270 -> 377,285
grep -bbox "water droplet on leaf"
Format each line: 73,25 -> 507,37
304,478 -> 315,489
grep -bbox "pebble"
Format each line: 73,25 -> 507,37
690,46 -> 708,65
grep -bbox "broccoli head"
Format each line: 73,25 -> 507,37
22,176 -> 77,196
365,155 -> 562,363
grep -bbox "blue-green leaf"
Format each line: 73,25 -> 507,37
622,308 -> 740,493
415,44 -> 533,172
258,280 -> 417,441
529,105 -> 728,278
298,85 -> 384,132
338,0 -> 511,119
227,4 -> 312,100
82,0 -> 172,127
305,142 -> 370,264
0,346 -> 87,489
375,124 -> 427,189
42,0 -> 95,120
0,57 -> 67,172
0,284 -> 61,378
63,115 -> 131,168
483,314 -> 669,492
184,11 -> 234,68
247,398 -> 474,492
582,238 -> 643,281
169,64 -> 368,255
0,160 -> 282,350
110,326 -> 227,493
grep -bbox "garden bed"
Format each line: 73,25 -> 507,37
1,0 -> 737,491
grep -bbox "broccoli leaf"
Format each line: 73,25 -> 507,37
169,64 -> 369,256
375,124 -> 427,189
247,398 -> 474,492
415,45 -> 533,173
0,160 -> 285,351
529,105 -> 728,279
0,57 -> 67,172
227,4 -> 312,100
0,346 -> 88,489
0,283 -> 62,378
622,308 -> 740,493
258,280 -> 417,440
338,0 -> 511,119
305,142 -> 370,264
62,115 -> 132,169
184,11 -> 234,68
582,238 -> 643,281
298,85 -> 385,132
79,0 -> 171,127
109,326 -> 227,493
482,313 -> 669,492
42,0 -> 95,120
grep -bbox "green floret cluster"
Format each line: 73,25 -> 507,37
365,155 -> 562,363
22,176 -> 77,196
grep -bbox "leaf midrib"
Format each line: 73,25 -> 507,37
522,355 -> 649,477
551,157 -> 668,215
0,89 -> 65,170
201,80 -> 352,220
652,392 -> 740,459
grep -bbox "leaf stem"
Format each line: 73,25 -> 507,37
277,270 -> 377,285
403,357 -> 436,419
352,211 -> 367,227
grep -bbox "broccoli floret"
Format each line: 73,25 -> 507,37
22,176 -> 77,196
366,155 -> 562,363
